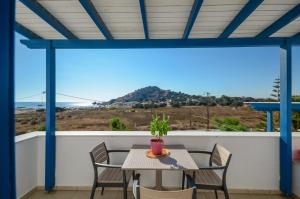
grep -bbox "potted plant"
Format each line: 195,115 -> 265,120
150,114 -> 170,155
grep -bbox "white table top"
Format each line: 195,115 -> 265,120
122,145 -> 198,171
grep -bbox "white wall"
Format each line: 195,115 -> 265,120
15,134 -> 39,198
293,163 -> 300,197
15,131 -> 300,198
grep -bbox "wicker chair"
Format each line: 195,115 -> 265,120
89,142 -> 134,199
182,144 -> 232,199
133,173 -> 197,199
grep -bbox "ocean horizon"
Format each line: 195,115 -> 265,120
15,102 -> 94,109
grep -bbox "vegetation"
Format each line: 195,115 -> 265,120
34,125 -> 46,131
214,117 -> 248,132
109,117 -> 127,131
150,114 -> 170,139
293,96 -> 300,131
15,106 -> 266,135
255,121 -> 267,131
103,86 -> 274,109
271,77 -> 280,101
133,102 -> 167,109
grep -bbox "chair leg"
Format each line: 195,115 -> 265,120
90,183 -> 97,199
181,171 -> 185,190
214,190 -> 218,199
101,186 -> 104,195
132,170 -> 135,183
224,186 -> 230,199
123,171 -> 127,199
123,183 -> 127,199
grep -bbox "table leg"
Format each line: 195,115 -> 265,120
155,170 -> 164,190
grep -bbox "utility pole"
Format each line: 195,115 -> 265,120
206,92 -> 210,131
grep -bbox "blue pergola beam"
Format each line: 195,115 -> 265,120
139,0 -> 149,39
19,0 -> 77,39
256,4 -> 300,38
0,0 -> 16,198
15,22 -> 42,39
182,0 -> 203,39
20,37 -> 290,49
45,42 -> 56,192
279,40 -> 292,196
79,0 -> 113,40
219,0 -> 263,38
248,102 -> 300,112
292,32 -> 300,39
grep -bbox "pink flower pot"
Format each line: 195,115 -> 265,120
150,138 -> 164,155
294,149 -> 300,163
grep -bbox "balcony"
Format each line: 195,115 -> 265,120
2,0 -> 300,198
16,131 -> 300,198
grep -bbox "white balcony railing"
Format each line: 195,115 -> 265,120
15,131 -> 300,198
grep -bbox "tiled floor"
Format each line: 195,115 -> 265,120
25,190 -> 294,199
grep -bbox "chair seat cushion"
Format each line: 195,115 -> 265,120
98,168 -> 132,184
186,170 -> 222,186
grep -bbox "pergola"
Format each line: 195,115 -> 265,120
1,0 -> 300,198
248,102 -> 300,132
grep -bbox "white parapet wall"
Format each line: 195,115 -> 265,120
294,162 -> 300,197
15,131 -> 300,198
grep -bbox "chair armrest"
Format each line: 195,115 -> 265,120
198,165 -> 226,170
188,150 -> 212,155
95,163 -> 122,168
107,150 -> 129,153
133,174 -> 141,199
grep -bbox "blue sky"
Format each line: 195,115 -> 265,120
15,33 -> 300,102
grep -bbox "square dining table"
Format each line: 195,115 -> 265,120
122,144 -> 198,190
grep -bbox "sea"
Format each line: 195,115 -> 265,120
15,102 -> 95,109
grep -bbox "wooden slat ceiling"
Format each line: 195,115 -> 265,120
231,0 -> 300,37
146,0 -> 194,39
39,0 -> 105,39
190,0 -> 247,38
16,1 -> 64,39
92,0 -> 144,39
15,0 -> 300,40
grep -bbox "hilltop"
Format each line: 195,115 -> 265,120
108,86 -> 188,103
103,86 -> 271,108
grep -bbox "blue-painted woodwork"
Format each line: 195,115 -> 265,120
15,22 -> 42,39
45,42 -> 56,192
20,37 -> 293,49
79,0 -> 113,40
279,40 -> 292,196
266,111 -> 273,132
182,0 -> 203,39
249,102 -> 300,112
219,0 -> 263,38
257,4 -> 300,38
19,0 -> 77,39
292,32 -> 300,40
138,0 -> 149,39
0,0 -> 16,198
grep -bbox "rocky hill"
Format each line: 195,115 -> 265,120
107,86 -> 190,104
103,86 -> 271,108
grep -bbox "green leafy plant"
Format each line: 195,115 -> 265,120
150,114 -> 170,139
109,117 -> 127,131
214,117 -> 248,132
34,125 -> 46,131
255,122 -> 267,131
